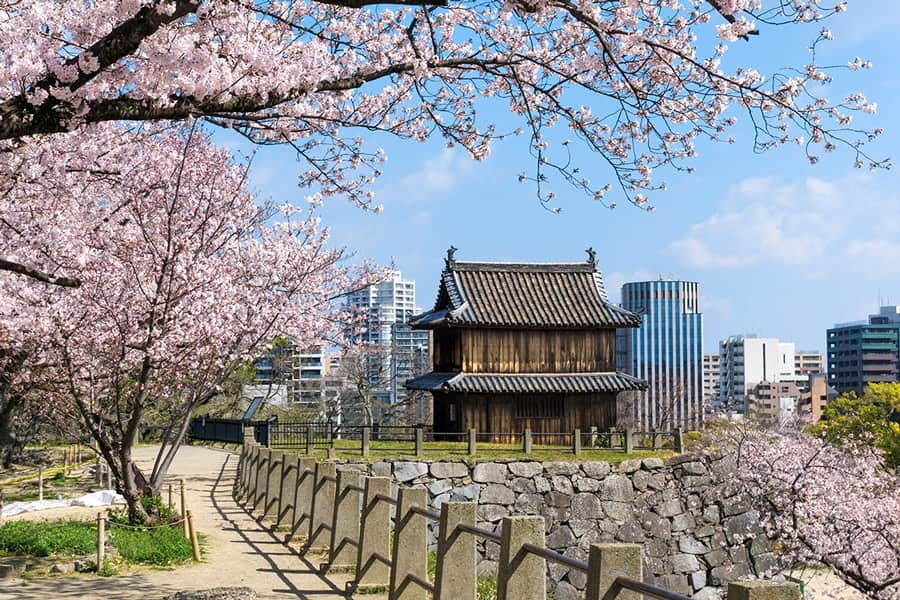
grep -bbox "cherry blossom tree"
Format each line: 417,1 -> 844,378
0,126 -> 373,521
706,424 -> 900,599
0,0 -> 886,247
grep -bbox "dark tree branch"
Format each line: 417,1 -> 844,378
0,258 -> 81,288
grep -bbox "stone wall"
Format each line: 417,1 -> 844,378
337,453 -> 769,599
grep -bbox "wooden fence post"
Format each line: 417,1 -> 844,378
389,487 -> 428,600
306,426 -> 315,455
727,581 -> 801,600
291,457 -> 317,542
355,476 -> 392,590
523,428 -> 532,455
187,510 -> 201,561
584,543 -> 643,600
414,427 -> 424,458
497,516 -> 545,600
573,429 -> 582,455
362,426 -> 371,457
96,512 -> 105,571
434,502 -> 477,600
38,468 -> 44,501
307,461 -> 336,552
328,469 -> 363,570
467,429 -> 477,456
674,427 -> 684,453
180,479 -> 189,539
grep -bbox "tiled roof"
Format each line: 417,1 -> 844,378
410,259 -> 641,329
406,372 -> 647,394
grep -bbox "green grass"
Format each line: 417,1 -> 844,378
426,549 -> 499,600
109,525 -> 195,566
271,439 -> 672,464
0,520 -> 96,557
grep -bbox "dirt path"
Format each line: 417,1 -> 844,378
0,445 -> 366,600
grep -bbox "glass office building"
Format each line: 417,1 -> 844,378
618,280 -> 704,431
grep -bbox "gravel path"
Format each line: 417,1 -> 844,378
0,445 -> 364,599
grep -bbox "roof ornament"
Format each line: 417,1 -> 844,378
585,247 -> 596,267
446,245 -> 458,267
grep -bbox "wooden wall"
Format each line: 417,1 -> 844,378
433,328 -> 616,373
433,392 -> 617,438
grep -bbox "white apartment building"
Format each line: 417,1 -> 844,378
702,354 -> 721,407
718,336 -> 795,413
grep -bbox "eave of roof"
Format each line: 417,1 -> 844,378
405,371 -> 647,394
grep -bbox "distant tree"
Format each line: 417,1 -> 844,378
807,382 -> 900,469
707,423 -> 900,599
335,343 -> 392,427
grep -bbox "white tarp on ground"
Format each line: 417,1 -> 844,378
1,490 -> 124,518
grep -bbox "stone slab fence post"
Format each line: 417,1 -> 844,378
306,426 -> 314,455
468,429 -> 477,456
584,543 -> 642,600
253,448 -> 271,514
727,582 -> 801,600
414,427 -> 424,458
624,428 -> 634,454
307,461 -> 336,552
434,502 -> 477,600
329,468 -> 363,570
573,429 -> 582,455
389,487 -> 428,600
244,445 -> 259,504
355,476 -> 392,589
362,426 -> 371,457
264,450 -> 285,521
674,427 -> 684,453
523,428 -> 532,455
277,454 -> 298,530
496,516 -> 546,600
291,457 -> 317,542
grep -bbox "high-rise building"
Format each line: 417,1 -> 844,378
827,306 -> 900,395
618,280 -> 703,431
718,336 -> 795,413
702,354 -> 721,408
348,271 -> 430,406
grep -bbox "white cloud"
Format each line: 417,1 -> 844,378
385,149 -> 473,204
670,175 -> 894,272
846,240 -> 900,276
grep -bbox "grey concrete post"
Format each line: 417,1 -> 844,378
590,426 -> 598,448
307,461 -> 336,551
355,477 -> 392,588
253,448 -> 271,514
624,428 -> 634,454
277,454 -> 298,529
414,427 -> 424,458
584,543 -> 643,600
496,516 -> 546,600
652,428 -> 662,449
434,502 -> 477,600
306,426 -> 314,455
362,426 -> 371,457
727,582 -> 801,600
291,457 -> 317,541
467,429 -> 477,456
245,445 -> 259,503
389,487 -> 428,600
573,429 -> 582,455
523,428 -> 532,455
329,469 -> 363,569
264,450 -> 285,521
674,427 -> 684,453
609,427 -> 618,448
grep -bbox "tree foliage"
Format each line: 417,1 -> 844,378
808,382 -> 900,469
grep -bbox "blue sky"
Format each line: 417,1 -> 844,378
223,0 -> 900,354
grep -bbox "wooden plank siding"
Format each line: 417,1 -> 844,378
433,328 -> 616,374
433,392 -> 617,441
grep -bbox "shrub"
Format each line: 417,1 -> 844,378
0,520 -> 96,557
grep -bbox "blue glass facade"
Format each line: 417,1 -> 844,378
618,280 -> 704,430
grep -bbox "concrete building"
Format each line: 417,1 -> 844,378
747,380 -> 801,425
827,306 -> 900,395
798,374 -> 832,423
702,354 -> 721,408
795,351 -> 825,377
618,280 -> 703,431
718,336 -> 795,413
348,271 -> 430,407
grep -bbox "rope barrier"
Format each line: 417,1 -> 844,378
106,517 -> 187,530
